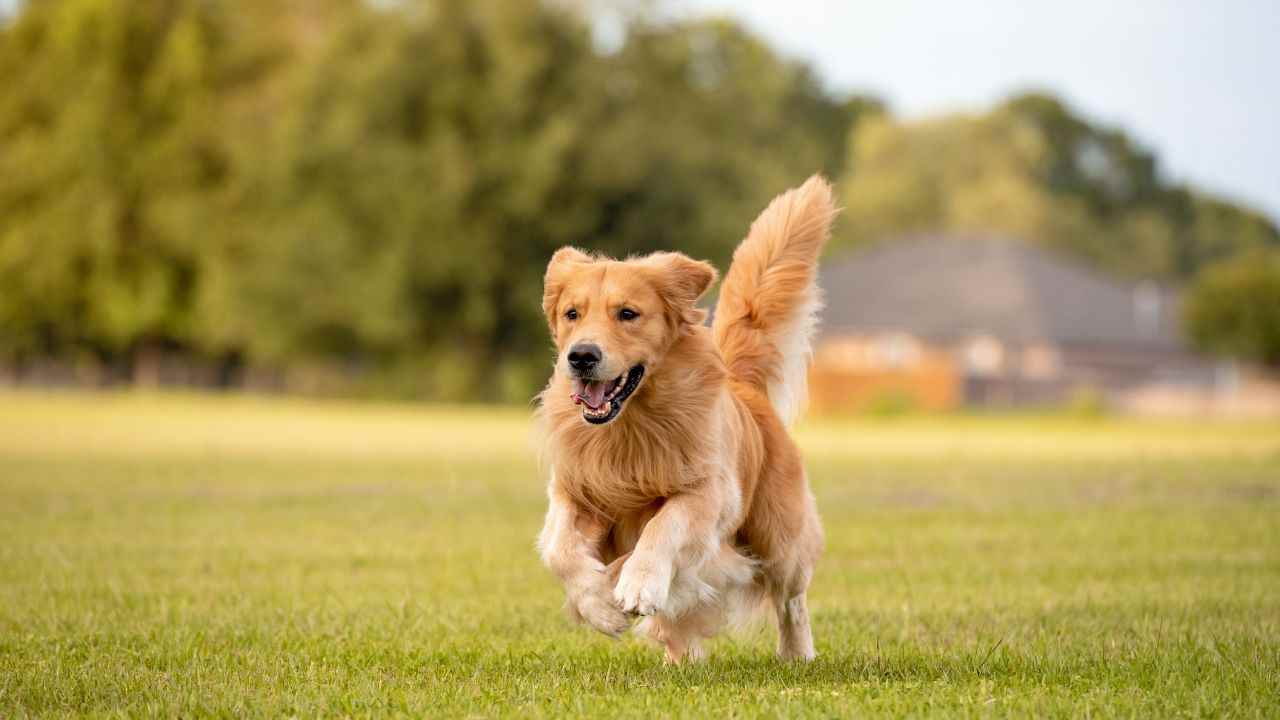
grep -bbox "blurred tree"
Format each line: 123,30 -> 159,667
218,4 -> 867,400
1184,249 -> 1280,368
18,2 -> 1272,398
1,0 -> 866,398
0,0 -> 250,378
213,0 -> 610,400
1180,194 -> 1280,271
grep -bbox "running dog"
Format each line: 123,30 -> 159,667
536,175 -> 834,662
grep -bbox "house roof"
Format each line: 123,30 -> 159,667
818,236 -> 1185,349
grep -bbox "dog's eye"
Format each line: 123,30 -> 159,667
564,308 -> 578,321
618,308 -> 638,321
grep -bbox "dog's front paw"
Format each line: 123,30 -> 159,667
568,582 -> 631,637
613,555 -> 672,616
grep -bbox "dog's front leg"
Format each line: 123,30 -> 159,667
614,486 -> 720,618
537,481 -> 631,637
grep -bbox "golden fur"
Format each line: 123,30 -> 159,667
536,175 -> 835,662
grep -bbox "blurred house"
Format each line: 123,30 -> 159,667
811,237 -> 1280,416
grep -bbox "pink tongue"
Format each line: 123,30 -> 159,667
573,379 -> 609,409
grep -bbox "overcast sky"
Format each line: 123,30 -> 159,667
677,0 -> 1280,222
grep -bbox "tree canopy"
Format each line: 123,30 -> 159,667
1184,249 -> 1280,368
1,1 -> 1276,398
1,0 -> 873,397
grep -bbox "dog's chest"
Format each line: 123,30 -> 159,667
562,462 -> 675,515
559,440 -> 707,515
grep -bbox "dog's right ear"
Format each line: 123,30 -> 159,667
640,251 -> 719,328
543,247 -> 592,331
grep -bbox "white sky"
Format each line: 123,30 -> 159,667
677,0 -> 1280,223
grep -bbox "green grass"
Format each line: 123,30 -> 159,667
1,391 -> 1278,718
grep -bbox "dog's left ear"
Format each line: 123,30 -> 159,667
643,252 -> 719,326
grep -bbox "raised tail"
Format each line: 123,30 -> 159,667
712,175 -> 837,426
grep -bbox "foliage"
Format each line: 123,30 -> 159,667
1,2 -> 1277,399
1184,249 -> 1280,367
0,0 -> 869,399
0,0 -> 239,360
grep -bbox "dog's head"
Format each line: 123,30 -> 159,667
542,247 -> 717,425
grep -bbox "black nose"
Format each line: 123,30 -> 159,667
567,343 -> 602,373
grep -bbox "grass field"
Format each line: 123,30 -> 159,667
1,391 -> 1278,718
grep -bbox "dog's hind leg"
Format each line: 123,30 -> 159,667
766,530 -> 819,660
772,587 -> 814,661
755,476 -> 822,661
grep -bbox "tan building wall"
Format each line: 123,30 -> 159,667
810,334 -> 960,412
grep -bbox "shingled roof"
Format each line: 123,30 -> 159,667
818,236 -> 1185,350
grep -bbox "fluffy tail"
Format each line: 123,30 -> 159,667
712,175 -> 836,426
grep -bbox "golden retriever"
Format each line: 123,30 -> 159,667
536,175 -> 834,662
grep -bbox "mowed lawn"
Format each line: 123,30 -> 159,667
1,392 -> 1278,718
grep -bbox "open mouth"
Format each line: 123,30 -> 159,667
571,365 -> 645,425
